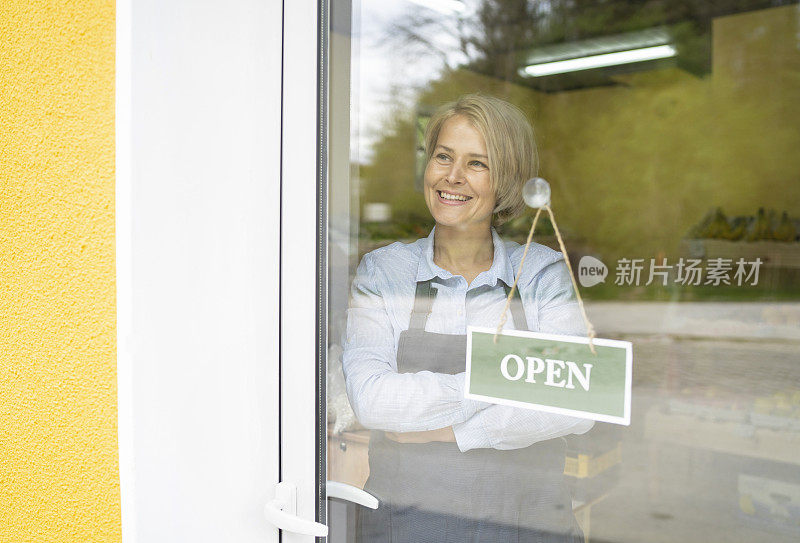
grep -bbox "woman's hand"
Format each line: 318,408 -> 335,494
385,427 -> 456,443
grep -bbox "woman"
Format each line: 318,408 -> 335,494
343,94 -> 593,542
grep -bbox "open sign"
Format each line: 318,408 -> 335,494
465,327 -> 633,425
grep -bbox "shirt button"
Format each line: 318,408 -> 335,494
458,309 -> 464,316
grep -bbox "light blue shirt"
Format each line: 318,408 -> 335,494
342,228 -> 593,452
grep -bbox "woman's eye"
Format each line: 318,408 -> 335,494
470,160 -> 488,169
435,153 -> 451,162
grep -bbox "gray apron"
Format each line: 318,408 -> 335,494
358,279 -> 583,542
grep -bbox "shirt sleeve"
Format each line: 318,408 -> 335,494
342,253 -> 487,432
452,257 -> 594,451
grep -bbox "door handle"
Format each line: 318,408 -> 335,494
326,481 -> 379,509
265,481 -> 379,536
264,482 -> 328,537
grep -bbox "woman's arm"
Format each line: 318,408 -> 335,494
342,253 -> 487,432
451,258 -> 594,451
453,408 -> 593,451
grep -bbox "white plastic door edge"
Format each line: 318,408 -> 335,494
280,0 -> 327,542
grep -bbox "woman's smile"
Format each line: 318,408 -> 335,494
436,189 -> 473,204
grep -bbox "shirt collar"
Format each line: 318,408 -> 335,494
416,227 -> 516,288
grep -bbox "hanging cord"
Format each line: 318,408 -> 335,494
494,205 -> 597,355
494,206 -> 543,340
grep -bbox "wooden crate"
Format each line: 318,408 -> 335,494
564,443 -> 622,479
327,428 -> 370,489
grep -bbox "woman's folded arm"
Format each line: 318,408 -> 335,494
343,254 -> 487,432
344,356 -> 482,432
452,405 -> 593,451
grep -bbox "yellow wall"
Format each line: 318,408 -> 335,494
0,1 -> 119,541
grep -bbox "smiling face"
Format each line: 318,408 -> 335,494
423,115 -> 496,232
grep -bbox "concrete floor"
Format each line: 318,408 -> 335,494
586,335 -> 800,543
576,302 -> 800,542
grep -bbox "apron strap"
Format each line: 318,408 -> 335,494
408,279 -> 437,330
503,283 -> 529,331
408,279 -> 529,331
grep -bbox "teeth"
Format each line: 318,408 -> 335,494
439,191 -> 470,201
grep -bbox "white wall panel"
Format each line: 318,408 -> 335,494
118,1 -> 283,541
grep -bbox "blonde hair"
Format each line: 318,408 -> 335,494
424,94 -> 537,225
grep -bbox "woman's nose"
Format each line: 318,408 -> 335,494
445,161 -> 466,184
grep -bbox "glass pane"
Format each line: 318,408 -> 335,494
326,1 -> 800,542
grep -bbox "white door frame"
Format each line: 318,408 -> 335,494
280,0 -> 328,541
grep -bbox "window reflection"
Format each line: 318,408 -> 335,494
328,1 -> 800,541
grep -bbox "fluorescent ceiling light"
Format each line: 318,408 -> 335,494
522,44 -> 677,77
408,0 -> 467,16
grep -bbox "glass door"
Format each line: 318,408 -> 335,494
318,1 -> 800,542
